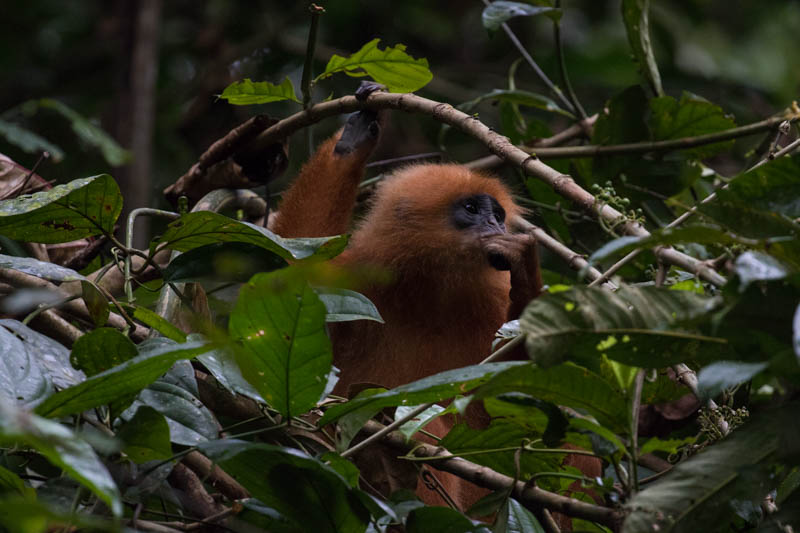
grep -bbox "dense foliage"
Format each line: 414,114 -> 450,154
0,1 -> 799,532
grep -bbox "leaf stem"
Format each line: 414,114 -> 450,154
482,0 -> 575,114
301,4 -> 325,110
553,0 -> 587,120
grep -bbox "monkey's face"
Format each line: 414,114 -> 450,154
450,194 -> 507,237
450,193 -> 518,271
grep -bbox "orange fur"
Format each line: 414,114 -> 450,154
271,127 -> 545,511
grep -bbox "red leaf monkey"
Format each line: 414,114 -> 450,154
271,84 -> 597,514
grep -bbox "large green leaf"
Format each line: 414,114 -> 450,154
120,303 -> 187,342
649,92 -> 737,159
123,380 -> 219,446
318,38 -> 433,93
481,1 -> 561,32
69,327 -> 138,377
155,211 -> 348,261
623,404 -> 798,533
37,98 -> 130,166
697,155 -> 800,259
0,323 -> 53,407
0,320 -> 82,389
229,270 -> 332,418
621,0 -> 663,96
34,340 -> 209,418
163,241 -> 288,283
440,419 -> 564,480
319,362 -> 525,425
219,77 -> 300,105
518,286 -> 726,368
116,405 -> 172,464
315,287 -> 384,323
406,506 -> 490,533
0,174 -> 122,243
476,363 -> 629,432
196,348 -> 264,403
0,397 -> 122,517
199,440 -> 370,533
0,119 -> 64,161
696,361 -> 768,401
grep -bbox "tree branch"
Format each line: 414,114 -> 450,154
362,419 -> 623,529
243,91 -> 727,285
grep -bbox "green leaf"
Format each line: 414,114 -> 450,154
318,38 -> 433,93
459,89 -> 572,118
124,380 -> 219,446
37,99 -> 130,166
0,499 -> 114,533
229,270 -> 332,418
0,254 -> 88,282
0,323 -> 54,407
0,319 -> 82,391
335,387 -> 386,451
476,363 -> 629,432
0,174 -> 122,243
481,1 -> 561,32
697,361 -> 768,401
35,340 -> 209,418
199,440 -> 370,533
440,419 -> 564,479
319,362 -> 525,425
639,436 -> 696,456
518,286 -> 725,368
503,498 -> 546,533
219,77 -> 300,105
734,251 -> 791,288
80,280 -> 108,327
406,506 -> 490,533
396,403 -> 446,441
121,303 -> 187,342
117,406 -> 172,463
156,211 -> 348,260
0,464 -> 35,500
196,348 -> 264,403
648,92 -> 737,159
0,119 -> 64,161
621,0 -> 663,96
0,397 -> 122,517
623,404 -> 796,533
69,327 -> 137,377
163,241 -> 288,283
315,287 -> 384,323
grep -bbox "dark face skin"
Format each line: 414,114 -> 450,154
451,194 -> 512,270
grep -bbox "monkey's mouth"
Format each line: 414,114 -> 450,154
487,251 -> 512,271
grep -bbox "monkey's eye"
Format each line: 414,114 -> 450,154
464,202 -> 479,214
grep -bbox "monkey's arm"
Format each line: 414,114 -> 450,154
272,86 -> 383,238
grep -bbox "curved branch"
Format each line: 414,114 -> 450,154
362,419 -> 623,529
248,91 -> 727,286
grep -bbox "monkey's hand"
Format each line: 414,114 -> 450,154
482,233 -> 543,319
334,81 -> 386,158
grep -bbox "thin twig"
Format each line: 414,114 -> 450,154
520,113 -> 796,159
553,0 -> 587,120
301,4 -> 325,109
482,0 -> 575,113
